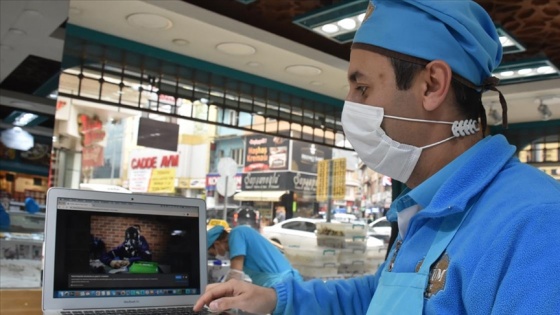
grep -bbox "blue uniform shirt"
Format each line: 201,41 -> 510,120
228,226 -> 299,286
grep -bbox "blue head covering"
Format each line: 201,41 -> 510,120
207,225 -> 225,249
25,197 -> 40,214
353,0 -> 502,87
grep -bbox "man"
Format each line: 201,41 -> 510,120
207,225 -> 302,287
100,225 -> 152,269
194,1 -> 560,314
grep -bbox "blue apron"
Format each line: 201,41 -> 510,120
366,206 -> 473,315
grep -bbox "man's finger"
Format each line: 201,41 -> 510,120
193,282 -> 235,311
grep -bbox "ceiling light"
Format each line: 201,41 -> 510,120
9,28 -> 26,35
500,71 -> 514,77
321,24 -> 339,33
293,0 -> 369,44
172,39 -> 189,46
338,18 -> 357,30
4,111 -> 46,127
535,99 -> 553,121
246,61 -> 261,67
496,26 -> 526,54
310,81 -> 324,86
215,42 -> 256,56
517,68 -> 533,75
285,65 -> 322,76
13,113 -> 39,126
126,13 -> 173,30
492,59 -> 559,85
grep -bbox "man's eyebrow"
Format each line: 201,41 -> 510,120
348,71 -> 366,82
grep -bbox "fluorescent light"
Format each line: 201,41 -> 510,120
492,59 -> 560,84
338,18 -> 357,30
293,0 -> 369,44
321,24 -> 339,34
496,26 -> 526,54
13,113 -> 39,126
4,110 -> 46,127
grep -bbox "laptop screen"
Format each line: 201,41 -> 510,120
47,194 -> 204,303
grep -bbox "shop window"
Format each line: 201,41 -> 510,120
232,148 -> 244,166
58,37 -> 349,149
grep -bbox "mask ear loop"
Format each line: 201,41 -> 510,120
383,115 -> 480,149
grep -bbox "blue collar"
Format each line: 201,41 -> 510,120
387,136 -> 491,221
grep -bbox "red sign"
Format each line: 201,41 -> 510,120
130,154 -> 179,169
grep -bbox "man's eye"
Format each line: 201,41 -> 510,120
357,86 -> 368,95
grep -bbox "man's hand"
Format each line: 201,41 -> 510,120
193,280 -> 277,314
110,260 -> 130,268
224,269 -> 244,281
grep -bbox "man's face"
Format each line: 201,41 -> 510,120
345,49 -> 426,147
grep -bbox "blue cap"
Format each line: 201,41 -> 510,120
207,225 -> 224,249
25,197 -> 40,214
353,0 -> 502,87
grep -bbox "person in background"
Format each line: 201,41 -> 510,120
101,225 -> 152,269
194,0 -> 560,314
207,225 -> 302,288
0,203 -> 10,230
273,206 -> 285,224
24,197 -> 40,214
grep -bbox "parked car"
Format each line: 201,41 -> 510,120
207,205 -> 260,230
262,217 -> 385,250
368,216 -> 391,244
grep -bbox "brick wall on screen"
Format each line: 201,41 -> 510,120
91,215 -> 171,262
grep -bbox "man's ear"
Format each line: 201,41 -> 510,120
421,60 -> 452,112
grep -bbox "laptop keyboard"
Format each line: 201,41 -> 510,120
60,306 -> 212,314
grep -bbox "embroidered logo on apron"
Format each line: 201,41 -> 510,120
416,253 -> 450,298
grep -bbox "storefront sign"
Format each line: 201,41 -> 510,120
130,154 -> 178,169
148,168 -> 176,193
206,173 -> 242,191
244,135 -> 289,172
316,158 -> 346,201
128,150 -> 179,193
178,178 -> 206,189
292,172 -> 317,192
243,172 -> 283,190
240,171 -> 317,192
291,140 -> 332,173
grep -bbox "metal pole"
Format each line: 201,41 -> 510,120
223,176 -> 228,222
326,160 -> 332,223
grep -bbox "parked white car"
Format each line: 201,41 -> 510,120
262,217 -> 385,250
368,216 -> 392,244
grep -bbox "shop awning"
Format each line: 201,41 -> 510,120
233,190 -> 288,202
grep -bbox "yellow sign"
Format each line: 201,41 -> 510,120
316,160 -> 330,202
148,168 -> 176,193
316,158 -> 346,201
207,219 -> 230,230
332,158 -> 346,200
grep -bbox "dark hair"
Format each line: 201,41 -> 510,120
389,57 -> 486,132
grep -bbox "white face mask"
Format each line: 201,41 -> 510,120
341,101 -> 479,183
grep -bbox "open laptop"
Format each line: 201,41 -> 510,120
42,187 -> 210,314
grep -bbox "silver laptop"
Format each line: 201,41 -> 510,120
42,187 -> 209,314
